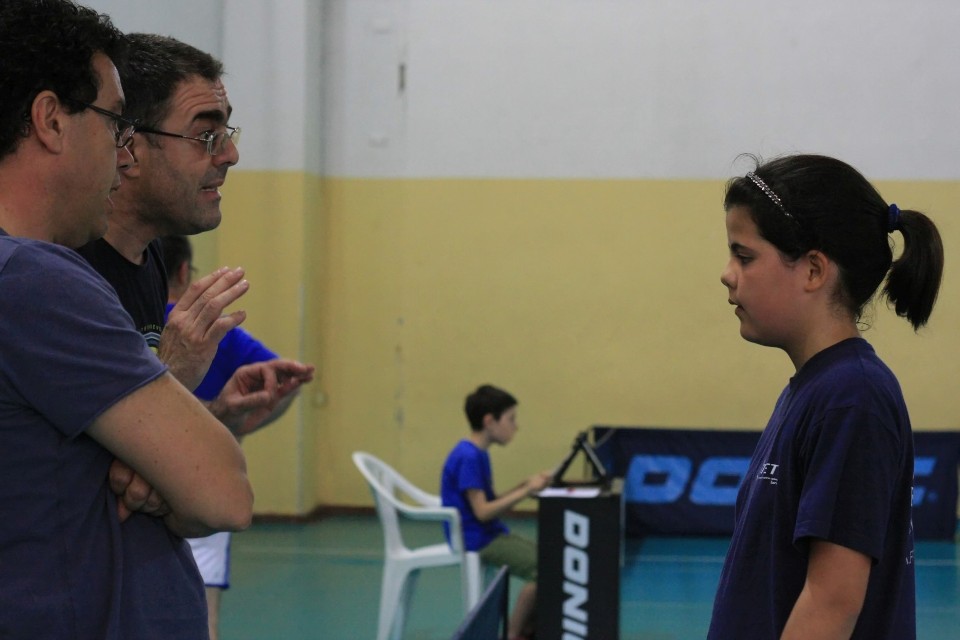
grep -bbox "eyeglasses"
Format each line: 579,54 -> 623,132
135,124 -> 241,156
63,98 -> 138,148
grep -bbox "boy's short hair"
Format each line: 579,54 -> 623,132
464,385 -> 517,431
159,235 -> 192,280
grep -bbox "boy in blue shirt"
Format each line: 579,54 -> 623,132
441,385 -> 552,640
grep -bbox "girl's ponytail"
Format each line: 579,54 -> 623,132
883,209 -> 944,330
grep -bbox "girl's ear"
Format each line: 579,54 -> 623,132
803,250 -> 835,292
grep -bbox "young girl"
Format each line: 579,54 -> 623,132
708,154 -> 943,640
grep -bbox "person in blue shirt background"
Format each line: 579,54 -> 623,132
161,235 -> 284,402
162,233 -> 306,639
440,384 -> 552,640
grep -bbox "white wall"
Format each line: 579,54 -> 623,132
86,1 -> 960,179
223,0 -> 324,174
85,0 -> 224,59
323,0 -> 960,179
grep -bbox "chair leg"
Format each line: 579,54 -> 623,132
392,569 -> 419,640
378,563 -> 411,640
462,552 -> 484,613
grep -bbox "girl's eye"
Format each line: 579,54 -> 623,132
737,254 -> 753,265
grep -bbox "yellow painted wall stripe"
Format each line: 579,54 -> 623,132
217,173 -> 960,513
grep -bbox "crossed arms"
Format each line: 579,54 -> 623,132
90,373 -> 253,538
110,267 -> 314,529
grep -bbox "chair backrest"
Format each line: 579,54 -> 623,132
352,451 -> 464,556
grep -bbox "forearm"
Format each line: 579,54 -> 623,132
203,392 -> 295,445
163,512 -> 223,539
159,353 -> 207,393
161,450 -> 252,535
780,540 -> 869,640
162,493 -> 251,538
229,388 -> 299,436
257,391 -> 298,428
781,588 -> 860,640
203,397 -> 240,437
89,374 -> 254,534
206,361 -> 314,438
472,485 -> 530,522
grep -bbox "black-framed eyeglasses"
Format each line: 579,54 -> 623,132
63,98 -> 138,148
135,124 -> 241,156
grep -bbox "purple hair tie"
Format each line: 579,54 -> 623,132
888,204 -> 901,233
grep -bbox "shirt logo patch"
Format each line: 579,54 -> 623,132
141,324 -> 163,351
757,462 -> 779,486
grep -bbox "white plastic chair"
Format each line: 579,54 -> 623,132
352,451 -> 484,640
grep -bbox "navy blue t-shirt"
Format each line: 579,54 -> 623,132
708,338 -> 916,639
441,439 -> 509,551
0,235 -> 206,639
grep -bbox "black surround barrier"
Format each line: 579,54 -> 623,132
592,426 -> 960,540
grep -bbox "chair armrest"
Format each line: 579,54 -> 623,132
392,501 -> 466,554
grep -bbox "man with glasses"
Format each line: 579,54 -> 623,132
77,34 -> 248,387
0,1 -> 254,637
75,33 -> 314,640
78,32 -> 312,435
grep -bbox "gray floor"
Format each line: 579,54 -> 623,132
219,514 -> 960,639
